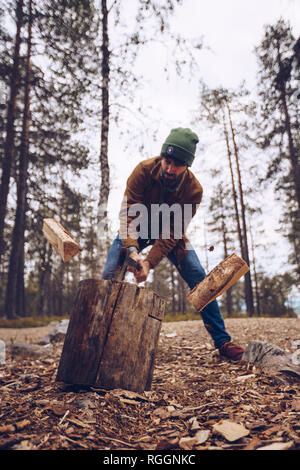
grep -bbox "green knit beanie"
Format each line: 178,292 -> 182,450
161,128 -> 199,167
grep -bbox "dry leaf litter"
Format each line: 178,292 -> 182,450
0,317 -> 300,451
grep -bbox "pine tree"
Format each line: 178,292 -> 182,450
258,272 -> 296,317
255,19 -> 300,279
0,0 -> 24,263
225,97 -> 254,316
0,0 -> 101,317
5,0 -> 33,318
207,179 -> 236,316
197,82 -> 255,315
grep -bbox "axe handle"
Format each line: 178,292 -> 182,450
114,247 -> 140,281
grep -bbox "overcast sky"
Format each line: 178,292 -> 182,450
133,0 -> 299,128
106,0 -> 299,166
88,0 -> 300,286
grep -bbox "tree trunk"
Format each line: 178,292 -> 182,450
290,219 -> 300,282
56,279 -> 165,392
96,0 -> 110,274
39,266 -> 51,317
17,243 -> 26,316
203,224 -> 209,272
221,214 -> 232,317
222,109 -> 244,256
276,44 -> 300,215
38,241 -> 53,317
177,276 -> 186,314
249,218 -> 261,316
225,101 -> 255,317
4,0 -> 32,318
279,79 -> 300,214
170,265 -> 176,312
152,264 -> 159,293
0,0 -> 24,263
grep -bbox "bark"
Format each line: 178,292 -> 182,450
0,0 -> 24,264
186,254 -> 249,312
42,218 -> 81,262
5,0 -> 32,318
96,0 -> 110,274
56,279 -> 165,392
225,101 -> 255,317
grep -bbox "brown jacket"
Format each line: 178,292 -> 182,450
119,156 -> 203,268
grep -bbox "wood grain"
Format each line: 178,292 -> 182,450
56,279 -> 165,392
186,254 -> 249,312
43,218 -> 80,262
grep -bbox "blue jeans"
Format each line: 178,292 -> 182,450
101,233 -> 231,348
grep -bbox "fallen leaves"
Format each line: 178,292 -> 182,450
213,420 -> 250,442
0,317 -> 299,450
179,430 -> 211,449
257,441 -> 294,450
291,399 -> 300,411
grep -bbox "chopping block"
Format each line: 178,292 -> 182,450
56,279 -> 165,393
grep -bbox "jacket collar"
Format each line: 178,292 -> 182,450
149,156 -> 163,180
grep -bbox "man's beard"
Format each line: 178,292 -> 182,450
161,170 -> 180,188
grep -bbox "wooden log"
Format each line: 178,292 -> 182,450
186,253 -> 249,312
56,279 -> 165,393
42,218 -> 81,262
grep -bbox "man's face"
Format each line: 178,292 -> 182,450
161,156 -> 187,184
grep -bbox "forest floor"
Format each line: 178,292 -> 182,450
0,317 -> 300,452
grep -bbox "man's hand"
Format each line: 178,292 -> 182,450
135,260 -> 151,283
129,252 -> 150,283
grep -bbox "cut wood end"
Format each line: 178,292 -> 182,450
186,253 -> 249,312
43,218 -> 81,262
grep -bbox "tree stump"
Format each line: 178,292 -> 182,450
56,279 -> 165,393
186,253 -> 249,311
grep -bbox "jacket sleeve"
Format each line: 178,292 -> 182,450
119,162 -> 148,250
145,187 -> 203,269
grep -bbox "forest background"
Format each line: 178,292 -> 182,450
0,0 -> 299,325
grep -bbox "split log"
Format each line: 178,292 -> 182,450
56,279 -> 165,393
186,253 -> 249,311
43,218 -> 80,262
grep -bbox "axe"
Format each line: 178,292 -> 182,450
113,247 -> 141,282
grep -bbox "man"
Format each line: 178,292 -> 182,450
102,128 -> 244,361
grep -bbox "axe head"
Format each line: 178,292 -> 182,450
113,247 -> 140,281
